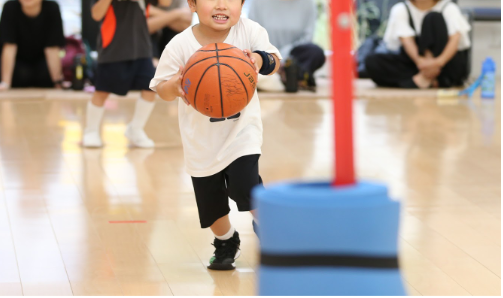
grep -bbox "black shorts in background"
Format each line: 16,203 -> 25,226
191,154 -> 263,229
95,58 -> 155,96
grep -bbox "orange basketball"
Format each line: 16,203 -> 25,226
182,43 -> 258,118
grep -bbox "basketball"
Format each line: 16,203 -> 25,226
181,43 -> 258,118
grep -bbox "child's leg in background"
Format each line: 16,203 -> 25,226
289,43 -> 326,87
141,90 -> 156,102
418,12 -> 448,58
83,91 -> 110,147
125,59 -> 157,148
84,60 -> 133,147
412,12 -> 449,87
91,90 -> 110,107
419,12 -> 468,87
364,52 -> 418,88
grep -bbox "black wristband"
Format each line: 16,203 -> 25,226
253,50 -> 276,75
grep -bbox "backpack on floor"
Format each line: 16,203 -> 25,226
62,36 -> 86,83
355,0 -> 402,78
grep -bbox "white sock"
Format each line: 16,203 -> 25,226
129,97 -> 155,130
215,226 -> 235,240
85,101 -> 105,133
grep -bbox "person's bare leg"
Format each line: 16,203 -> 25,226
141,90 -> 156,102
210,214 -> 232,236
91,91 -> 110,107
250,209 -> 257,220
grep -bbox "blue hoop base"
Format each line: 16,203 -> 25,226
252,180 -> 407,296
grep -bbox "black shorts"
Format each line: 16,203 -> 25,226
95,58 -> 155,96
191,154 -> 262,228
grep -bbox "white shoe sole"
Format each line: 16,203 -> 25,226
124,130 -> 154,148
82,139 -> 103,148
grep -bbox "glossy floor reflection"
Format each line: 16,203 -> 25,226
0,89 -> 500,296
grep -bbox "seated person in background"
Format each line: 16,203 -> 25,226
0,0 -> 65,91
248,0 -> 325,92
365,0 -> 471,89
148,0 -> 192,67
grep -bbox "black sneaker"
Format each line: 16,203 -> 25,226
299,72 -> 317,92
207,231 -> 241,270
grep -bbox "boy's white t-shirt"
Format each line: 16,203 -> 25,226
150,18 -> 281,177
384,0 -> 471,52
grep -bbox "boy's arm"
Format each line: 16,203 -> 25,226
151,35 -> 189,103
156,67 -> 189,104
92,0 -> 113,21
245,50 -> 280,76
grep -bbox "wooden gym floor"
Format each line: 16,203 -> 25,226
0,81 -> 500,296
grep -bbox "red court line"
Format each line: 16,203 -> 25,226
109,220 -> 147,224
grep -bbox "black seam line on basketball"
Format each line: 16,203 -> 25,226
217,56 -> 256,72
183,55 -> 254,80
193,64 -> 217,112
184,56 -> 219,77
221,64 -> 249,104
215,44 -> 225,118
198,47 -> 237,52
260,253 -> 399,269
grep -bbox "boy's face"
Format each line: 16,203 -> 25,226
188,0 -> 244,32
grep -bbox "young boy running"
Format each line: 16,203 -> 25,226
150,0 -> 281,270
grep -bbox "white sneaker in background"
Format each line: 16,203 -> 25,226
124,125 -> 155,148
82,130 -> 103,148
257,73 -> 285,92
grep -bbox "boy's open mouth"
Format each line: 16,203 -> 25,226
213,14 -> 229,22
